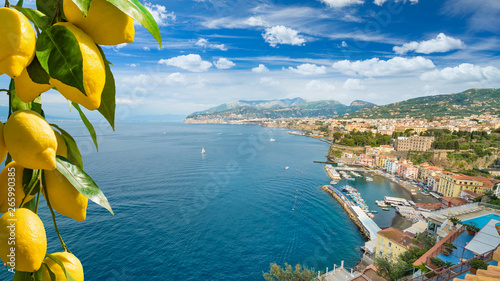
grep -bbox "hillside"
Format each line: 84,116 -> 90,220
185,99 -> 376,122
344,88 -> 500,119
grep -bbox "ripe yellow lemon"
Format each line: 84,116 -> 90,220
0,208 -> 47,272
63,0 -> 134,45
14,68 -> 52,103
0,162 -> 35,213
54,130 -> 68,158
42,252 -> 84,281
49,22 -> 105,111
0,8 -> 36,78
0,122 -> 7,162
4,110 -> 57,170
44,169 -> 88,222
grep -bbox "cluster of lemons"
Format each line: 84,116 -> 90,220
0,0 -> 135,279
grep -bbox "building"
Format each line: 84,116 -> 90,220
379,145 -> 395,154
393,136 -> 435,152
460,190 -> 482,202
342,151 -> 354,159
441,197 -> 467,208
427,175 -> 441,191
437,173 -> 494,197
398,163 -> 419,180
419,165 -> 444,183
375,227 -> 417,259
387,159 -> 399,174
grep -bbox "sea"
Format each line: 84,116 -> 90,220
2,122 -> 409,280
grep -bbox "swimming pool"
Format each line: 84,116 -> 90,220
462,213 -> 500,229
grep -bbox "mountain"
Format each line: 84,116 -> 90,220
343,88 -> 500,119
195,98 -> 307,114
185,98 -> 376,122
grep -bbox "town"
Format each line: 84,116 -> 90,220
263,114 -> 500,281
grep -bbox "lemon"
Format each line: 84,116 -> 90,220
44,169 -> 88,222
42,252 -> 84,281
4,110 -> 57,170
49,22 -> 105,111
63,0 -> 134,45
0,121 -> 7,162
0,208 -> 47,272
0,162 -> 36,213
54,130 -> 68,158
0,8 -> 36,78
14,68 -> 52,103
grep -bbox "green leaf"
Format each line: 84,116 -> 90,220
26,56 -> 51,85
36,0 -> 58,20
43,263 -> 56,281
72,102 -> 98,151
15,7 -> 51,31
105,0 -> 162,47
23,169 -> 40,196
36,25 -> 87,96
51,124 -> 84,169
45,254 -> 77,281
10,79 -> 31,113
96,46 -> 116,130
33,265 -> 43,281
31,96 -> 43,115
16,0 -> 24,7
13,271 -> 31,281
71,0 -> 93,17
56,156 -> 114,215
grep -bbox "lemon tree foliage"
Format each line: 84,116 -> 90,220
0,0 -> 160,280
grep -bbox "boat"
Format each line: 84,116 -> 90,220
365,176 -> 374,181
330,180 -> 338,185
371,210 -> 378,214
376,200 -> 388,207
201,147 -> 205,154
270,138 -> 276,142
285,167 -> 289,170
368,213 -> 375,219
381,207 -> 390,211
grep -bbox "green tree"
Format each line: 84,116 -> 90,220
263,263 -> 322,281
374,254 -> 409,281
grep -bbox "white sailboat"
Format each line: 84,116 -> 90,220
201,147 -> 205,154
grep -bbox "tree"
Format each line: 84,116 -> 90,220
374,254 -> 409,281
263,263 -> 322,281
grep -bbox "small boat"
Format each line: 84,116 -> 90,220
371,210 -> 378,214
201,147 -> 205,154
285,166 -> 289,170
270,138 -> 276,142
368,213 -> 375,219
366,176 -> 374,181
382,207 -> 390,211
330,180 -> 338,185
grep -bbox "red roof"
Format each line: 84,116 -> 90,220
441,197 -> 467,207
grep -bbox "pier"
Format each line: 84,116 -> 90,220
314,160 -> 338,164
321,185 -> 380,240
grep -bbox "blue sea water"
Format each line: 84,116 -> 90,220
3,122 -> 408,280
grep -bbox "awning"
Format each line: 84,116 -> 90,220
465,219 -> 500,255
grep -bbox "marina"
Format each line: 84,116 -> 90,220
324,165 -> 342,180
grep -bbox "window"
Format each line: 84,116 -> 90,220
388,242 -> 392,247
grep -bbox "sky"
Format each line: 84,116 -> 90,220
2,0 -> 500,119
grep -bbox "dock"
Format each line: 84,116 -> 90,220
321,185 -> 381,240
314,160 -> 338,164
324,165 -> 342,180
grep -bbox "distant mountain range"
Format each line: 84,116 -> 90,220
344,88 -> 500,119
185,98 -> 376,122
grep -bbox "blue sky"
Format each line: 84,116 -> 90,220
3,0 -> 500,118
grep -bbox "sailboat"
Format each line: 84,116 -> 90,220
201,147 -> 205,154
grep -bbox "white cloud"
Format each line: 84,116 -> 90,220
143,47 -> 151,51
420,63 -> 500,82
144,2 -> 176,26
158,54 -> 212,72
374,0 -> 418,6
260,77 -> 280,85
165,73 -> 187,84
128,74 -> 149,85
252,64 -> 269,73
127,63 -> 137,67
343,78 -> 365,90
321,0 -> 364,8
262,25 -> 306,47
196,38 -> 228,51
332,56 -> 435,77
342,41 -> 348,47
305,80 -> 336,91
393,33 -> 466,54
214,58 -> 236,69
286,63 -> 327,75
246,16 -> 269,27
